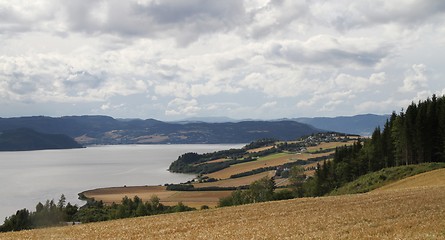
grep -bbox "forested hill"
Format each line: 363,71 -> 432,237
310,95 -> 445,196
0,128 -> 82,151
0,116 -> 321,145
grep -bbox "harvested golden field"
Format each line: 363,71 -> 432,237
288,151 -> 334,161
161,191 -> 232,208
193,171 -> 275,188
201,158 -> 229,164
83,186 -> 232,208
82,186 -> 229,208
305,140 -> 355,152
205,153 -> 290,179
206,152 -> 332,180
84,171 -> 275,208
4,178 -> 445,239
246,145 -> 274,153
82,186 -> 175,205
374,168 -> 445,192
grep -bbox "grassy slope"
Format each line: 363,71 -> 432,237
329,162 -> 445,196
2,171 -> 445,239
374,167 -> 445,192
4,166 -> 445,239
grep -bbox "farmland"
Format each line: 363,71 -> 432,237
3,169 -> 445,239
83,171 -> 275,208
193,171 -> 275,188
205,151 -> 333,179
82,133 -> 355,208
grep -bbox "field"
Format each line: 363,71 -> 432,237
374,167 -> 445,192
206,152 -> 333,180
246,145 -> 274,153
82,186 -> 231,208
83,171 -> 276,208
3,169 -> 445,239
193,171 -> 275,188
305,140 -> 355,152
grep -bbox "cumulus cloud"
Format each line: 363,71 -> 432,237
165,98 -> 201,116
399,64 -> 428,92
0,0 -> 444,119
0,53 -> 149,103
334,72 -> 385,91
64,71 -> 104,96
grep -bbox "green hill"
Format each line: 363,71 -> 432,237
328,162 -> 445,195
0,128 -> 83,151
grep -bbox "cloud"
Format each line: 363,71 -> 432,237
334,72 -> 385,91
61,0 -> 247,46
0,53 -> 149,103
165,98 -> 201,116
100,102 -> 124,111
64,71 -> 104,96
267,35 -> 392,68
354,98 -> 402,114
313,0 -> 445,31
0,0 -> 444,119
261,101 -> 277,109
399,64 -> 428,92
246,0 -> 311,39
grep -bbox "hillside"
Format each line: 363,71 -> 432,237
374,167 -> 445,192
0,116 -> 321,145
328,163 -> 445,195
2,169 -> 445,239
0,128 -> 82,151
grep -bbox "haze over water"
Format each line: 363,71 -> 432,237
0,144 -> 243,220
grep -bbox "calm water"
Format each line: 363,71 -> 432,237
0,144 -> 243,220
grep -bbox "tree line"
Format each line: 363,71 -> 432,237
0,194 -> 195,232
221,95 -> 445,205
0,194 -> 77,232
308,94 -> 445,196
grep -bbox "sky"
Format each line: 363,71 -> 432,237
1,0 -> 445,121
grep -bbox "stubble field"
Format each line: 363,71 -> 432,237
3,169 -> 445,239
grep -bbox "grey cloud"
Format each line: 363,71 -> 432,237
216,58 -> 246,70
269,40 -> 391,68
331,0 -> 445,31
366,1 -> 445,25
64,71 -> 104,95
0,5 -> 34,33
63,0 -> 246,46
139,0 -> 244,25
0,1 -> 58,34
247,0 -> 310,39
8,73 -> 38,95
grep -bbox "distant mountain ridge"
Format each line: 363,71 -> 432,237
177,114 -> 390,136
0,128 -> 82,151
292,114 -> 389,136
0,116 -> 321,145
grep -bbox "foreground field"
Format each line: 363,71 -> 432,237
4,171 -> 445,239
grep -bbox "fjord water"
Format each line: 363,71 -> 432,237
0,144 -> 243,221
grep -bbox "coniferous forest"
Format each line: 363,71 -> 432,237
309,95 -> 445,196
